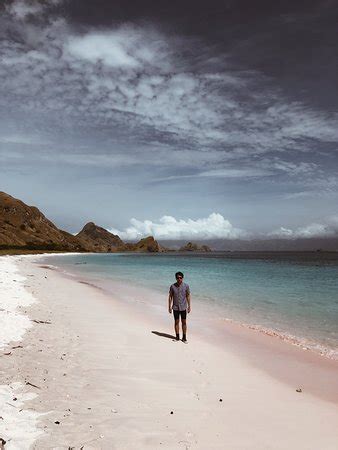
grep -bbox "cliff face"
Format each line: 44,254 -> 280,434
179,242 -> 212,252
0,192 -> 84,251
76,222 -> 126,252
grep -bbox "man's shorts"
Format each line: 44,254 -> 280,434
173,309 -> 187,320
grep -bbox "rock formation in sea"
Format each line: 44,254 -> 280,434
124,236 -> 166,253
179,242 -> 212,252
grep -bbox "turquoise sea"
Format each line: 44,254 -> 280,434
41,252 -> 338,359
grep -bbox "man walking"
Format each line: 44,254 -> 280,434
168,271 -> 191,342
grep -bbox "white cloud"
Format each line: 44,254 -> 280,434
108,213 -> 246,240
198,167 -> 273,178
67,32 -> 141,68
2,8 -> 338,158
261,158 -> 318,176
154,167 -> 274,182
1,0 -> 338,192
5,0 -> 63,19
5,0 -> 45,19
110,214 -> 338,241
269,217 -> 338,239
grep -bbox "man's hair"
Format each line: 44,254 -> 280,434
175,271 -> 184,278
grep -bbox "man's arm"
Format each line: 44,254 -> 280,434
168,290 -> 173,313
186,291 -> 191,313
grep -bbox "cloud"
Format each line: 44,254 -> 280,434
108,213 -> 246,240
1,0 -> 338,197
109,214 -> 338,241
260,158 -> 318,176
269,216 -> 338,239
1,5 -> 338,158
67,31 -> 142,68
5,0 -> 63,19
5,0 -> 45,19
154,166 -> 274,182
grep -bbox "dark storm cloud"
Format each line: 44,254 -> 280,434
61,1 -> 338,107
0,0 -> 338,237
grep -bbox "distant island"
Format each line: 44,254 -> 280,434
179,242 -> 212,252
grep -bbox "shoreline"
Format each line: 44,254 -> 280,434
37,252 -> 338,362
0,254 -> 338,448
45,255 -> 338,405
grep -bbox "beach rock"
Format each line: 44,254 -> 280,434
296,388 -> 302,393
219,398 -> 223,402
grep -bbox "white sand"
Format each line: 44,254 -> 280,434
0,257 -> 36,350
0,255 -> 337,449
0,256 -> 44,449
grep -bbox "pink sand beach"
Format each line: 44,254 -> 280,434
0,254 -> 337,449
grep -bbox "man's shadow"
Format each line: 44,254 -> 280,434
151,331 -> 176,340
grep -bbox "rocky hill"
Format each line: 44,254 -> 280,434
124,236 -> 166,253
179,242 -> 212,252
0,192 -> 165,253
0,192 -> 84,251
76,222 -> 126,252
75,225 -> 165,253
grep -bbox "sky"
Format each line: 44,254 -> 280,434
0,0 -> 338,240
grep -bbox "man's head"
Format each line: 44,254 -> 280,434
175,271 -> 184,285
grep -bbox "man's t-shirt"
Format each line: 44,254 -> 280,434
169,282 -> 190,311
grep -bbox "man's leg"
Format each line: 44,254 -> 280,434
181,310 -> 187,342
174,319 -> 180,340
173,310 -> 180,340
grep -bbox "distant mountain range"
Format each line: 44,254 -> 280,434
1,191 -> 337,252
159,236 -> 338,252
